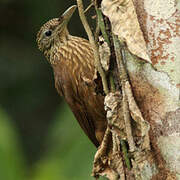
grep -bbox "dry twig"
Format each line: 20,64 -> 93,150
76,0 -> 109,94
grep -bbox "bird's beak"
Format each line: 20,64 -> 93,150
55,5 -> 77,33
61,5 -> 77,23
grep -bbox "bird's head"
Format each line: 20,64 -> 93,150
36,5 -> 77,53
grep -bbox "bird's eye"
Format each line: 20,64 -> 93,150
45,30 -> 52,37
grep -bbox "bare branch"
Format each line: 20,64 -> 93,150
76,0 -> 109,94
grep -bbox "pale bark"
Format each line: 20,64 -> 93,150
100,0 -> 180,179
128,0 -> 180,179
77,0 -> 180,179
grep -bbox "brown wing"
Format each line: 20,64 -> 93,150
53,67 -> 100,147
51,36 -> 106,147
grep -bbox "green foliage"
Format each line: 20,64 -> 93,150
0,108 -> 26,180
31,103 -> 96,180
0,105 -> 107,180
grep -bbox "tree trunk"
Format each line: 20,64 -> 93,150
77,0 -> 180,179
126,0 -> 180,179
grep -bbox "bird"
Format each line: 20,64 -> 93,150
36,5 -> 107,147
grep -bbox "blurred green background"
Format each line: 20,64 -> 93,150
0,0 -> 101,179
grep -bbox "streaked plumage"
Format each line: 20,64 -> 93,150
36,6 -> 106,147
